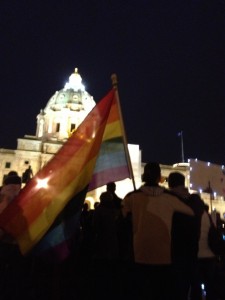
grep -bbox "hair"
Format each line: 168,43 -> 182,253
168,172 -> 185,188
142,162 -> 161,184
7,171 -> 18,177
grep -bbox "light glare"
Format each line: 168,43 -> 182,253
36,178 -> 49,189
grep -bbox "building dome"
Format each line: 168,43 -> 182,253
44,68 -> 95,113
36,68 -> 96,142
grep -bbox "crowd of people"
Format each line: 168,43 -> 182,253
0,163 -> 225,299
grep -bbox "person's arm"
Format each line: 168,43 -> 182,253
173,196 -> 194,216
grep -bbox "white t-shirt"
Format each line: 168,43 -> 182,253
198,211 -> 215,258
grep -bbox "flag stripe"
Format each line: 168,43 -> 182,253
92,154 -> 128,174
88,165 -> 130,191
103,120 -> 122,140
105,97 -> 120,124
91,144 -> 127,173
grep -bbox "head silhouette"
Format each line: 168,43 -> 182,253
100,191 -> 113,207
168,172 -> 185,188
4,171 -> 21,186
142,162 -> 161,185
106,182 -> 116,193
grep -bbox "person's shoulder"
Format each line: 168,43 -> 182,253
163,189 -> 191,204
124,188 -> 143,198
188,193 -> 202,201
162,189 -> 194,214
187,193 -> 205,214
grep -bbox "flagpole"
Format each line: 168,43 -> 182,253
178,131 -> 185,162
111,74 -> 136,190
180,131 -> 184,162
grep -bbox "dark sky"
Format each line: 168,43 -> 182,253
1,0 -> 224,166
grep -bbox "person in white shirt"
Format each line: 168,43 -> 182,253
122,163 -> 194,300
190,204 -> 217,300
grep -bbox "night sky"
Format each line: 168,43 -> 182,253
1,1 -> 224,166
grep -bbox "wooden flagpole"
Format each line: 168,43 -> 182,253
111,74 -> 136,191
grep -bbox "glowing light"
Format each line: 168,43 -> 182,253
222,165 -> 224,170
188,159 -> 190,163
36,177 -> 49,189
214,192 -> 217,198
199,188 -> 202,193
190,167 -> 192,171
195,158 -> 198,162
201,283 -> 205,290
190,183 -> 193,188
64,68 -> 85,91
207,162 -> 210,166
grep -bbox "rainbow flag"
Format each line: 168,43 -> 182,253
88,91 -> 131,190
0,88 -> 131,257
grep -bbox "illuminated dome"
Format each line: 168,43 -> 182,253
44,68 -> 95,113
36,68 -> 96,142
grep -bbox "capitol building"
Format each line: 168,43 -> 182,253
0,68 -> 224,215
0,69 -> 142,205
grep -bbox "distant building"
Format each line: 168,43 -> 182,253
159,161 -> 225,218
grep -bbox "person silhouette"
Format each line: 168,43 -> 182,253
106,182 -> 122,209
22,165 -> 33,184
0,171 -> 22,214
91,191 -> 121,299
168,171 -> 204,299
